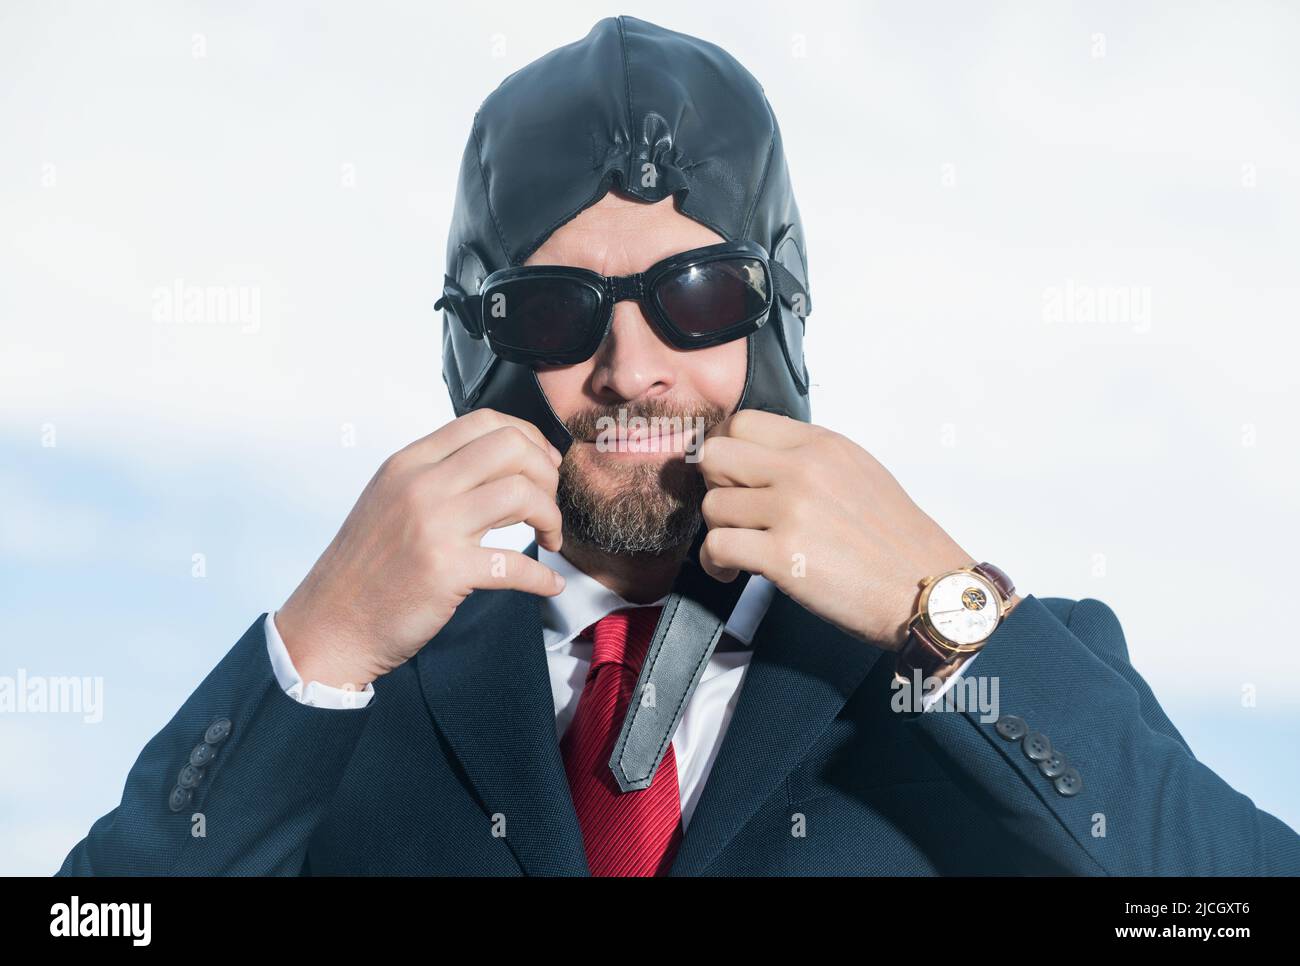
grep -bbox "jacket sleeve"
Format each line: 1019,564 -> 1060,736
56,615 -> 374,876
904,594 -> 1300,875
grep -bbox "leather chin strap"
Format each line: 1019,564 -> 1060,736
608,536 -> 750,793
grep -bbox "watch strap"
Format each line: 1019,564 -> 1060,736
897,618 -> 962,682
972,561 -> 1015,601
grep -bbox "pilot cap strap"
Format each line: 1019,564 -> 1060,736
770,258 -> 811,318
608,553 -> 751,794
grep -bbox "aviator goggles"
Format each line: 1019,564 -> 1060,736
435,240 -> 810,366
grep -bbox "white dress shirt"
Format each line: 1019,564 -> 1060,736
264,550 -> 978,829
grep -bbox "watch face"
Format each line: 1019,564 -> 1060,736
925,572 -> 1000,645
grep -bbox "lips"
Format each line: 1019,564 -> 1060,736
568,406 -> 718,461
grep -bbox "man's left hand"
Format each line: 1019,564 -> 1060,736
697,409 -> 1002,651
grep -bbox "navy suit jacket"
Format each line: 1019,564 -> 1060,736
58,588 -> 1300,875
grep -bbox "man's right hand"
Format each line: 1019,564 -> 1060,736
275,409 -> 566,690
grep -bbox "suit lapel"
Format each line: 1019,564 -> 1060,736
415,584 -> 589,876
413,553 -> 883,876
670,591 -> 885,876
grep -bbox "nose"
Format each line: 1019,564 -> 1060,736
588,301 -> 678,403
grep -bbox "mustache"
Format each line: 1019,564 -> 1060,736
563,399 -> 728,443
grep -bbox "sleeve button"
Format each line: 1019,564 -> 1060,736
189,742 -> 216,768
994,715 -> 1027,741
1054,766 -> 1084,797
204,718 -> 233,745
1022,731 -> 1053,762
168,785 -> 192,812
1038,750 -> 1068,779
177,763 -> 205,789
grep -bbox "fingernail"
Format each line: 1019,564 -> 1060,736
553,572 -> 566,591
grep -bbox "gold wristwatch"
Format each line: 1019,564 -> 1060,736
895,562 -> 1016,683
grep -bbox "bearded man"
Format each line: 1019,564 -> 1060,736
59,16 -> 1300,877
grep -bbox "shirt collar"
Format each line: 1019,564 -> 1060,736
537,546 -> 665,651
536,546 -> 775,652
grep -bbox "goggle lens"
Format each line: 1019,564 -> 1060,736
483,276 -> 601,358
653,257 -> 770,338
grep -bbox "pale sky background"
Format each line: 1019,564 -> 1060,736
2,1 -> 1298,874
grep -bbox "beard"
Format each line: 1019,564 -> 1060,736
556,398 -> 727,558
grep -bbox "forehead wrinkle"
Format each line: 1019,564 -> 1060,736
527,202 -> 723,275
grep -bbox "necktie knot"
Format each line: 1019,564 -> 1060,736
585,606 -> 662,676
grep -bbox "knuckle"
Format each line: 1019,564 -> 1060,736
526,439 -> 557,477
703,527 -> 731,562
786,494 -> 814,530
470,408 -> 504,429
792,456 -> 820,490
701,486 -> 729,520
518,439 -> 559,489
700,487 -> 719,517
425,543 -> 453,581
400,491 -> 424,528
826,431 -> 855,459
400,474 -> 431,514
543,460 -> 560,491
411,503 -> 445,547
729,410 -> 758,438
503,473 -> 532,507
494,425 -> 530,457
537,488 -> 561,519
377,451 -> 408,481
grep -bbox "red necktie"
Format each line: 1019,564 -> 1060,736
560,606 -> 683,877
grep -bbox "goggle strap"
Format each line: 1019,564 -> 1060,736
435,275 -> 485,339
770,259 -> 812,319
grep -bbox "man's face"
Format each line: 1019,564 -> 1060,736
530,189 -> 747,557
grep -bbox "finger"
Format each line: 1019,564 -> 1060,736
708,409 -> 812,449
468,547 -> 566,597
697,435 -> 778,489
401,409 -> 562,469
437,425 -> 560,498
699,527 -> 773,582
700,485 -> 779,531
455,474 -> 563,552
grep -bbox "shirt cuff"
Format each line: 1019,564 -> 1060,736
920,649 -> 979,712
264,611 -> 375,710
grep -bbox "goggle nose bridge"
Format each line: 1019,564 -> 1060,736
607,271 -> 647,305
